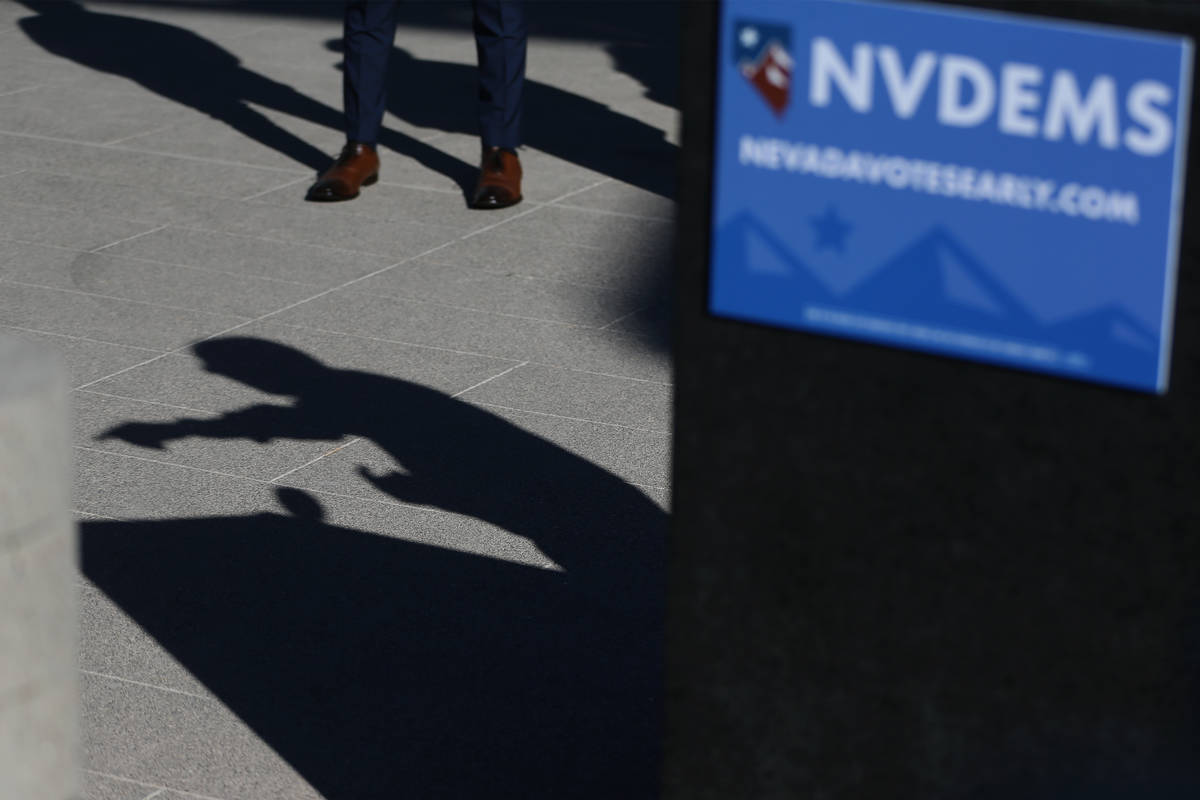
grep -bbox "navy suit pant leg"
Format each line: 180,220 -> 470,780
343,0 -> 399,146
343,0 -> 525,149
473,0 -> 526,149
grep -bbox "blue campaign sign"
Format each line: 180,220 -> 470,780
709,0 -> 1193,392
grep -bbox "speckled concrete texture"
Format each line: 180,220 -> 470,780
0,1 -> 677,797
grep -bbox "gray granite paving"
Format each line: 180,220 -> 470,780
81,771 -> 164,800
0,241 -> 322,316
1,2 -> 676,797
0,170 -> 233,225
0,197 -> 161,249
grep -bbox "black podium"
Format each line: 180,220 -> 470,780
665,2 -> 1200,797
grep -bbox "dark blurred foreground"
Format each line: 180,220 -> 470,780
667,1 -> 1200,798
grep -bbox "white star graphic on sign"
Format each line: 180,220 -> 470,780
739,26 -> 759,49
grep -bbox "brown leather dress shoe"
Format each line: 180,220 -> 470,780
470,147 -> 523,209
307,142 -> 380,202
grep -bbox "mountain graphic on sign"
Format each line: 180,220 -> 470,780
715,212 -> 831,298
714,216 -> 1161,377
846,227 -> 1037,333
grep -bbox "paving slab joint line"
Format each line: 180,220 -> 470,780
474,401 -> 669,435
459,177 -> 613,241
74,508 -> 122,522
599,304 -> 650,331
264,321 -> 510,362
67,177 -> 627,403
0,187 -> 190,227
0,203 -> 168,236
266,319 -> 669,386
74,444 -> 431,514
268,437 -> 365,484
335,284 -> 616,330
88,223 -> 171,254
163,220 -> 452,262
4,233 -> 326,287
372,177 -> 468,197
80,669 -> 212,702
108,250 -> 324,288
83,770 -> 229,800
437,222 -> 667,258
77,442 -> 596,523
0,329 -> 171,391
0,275 -> 254,321
241,173 -> 314,201
266,359 -> 527,484
31,166 -> 265,204
0,324 -> 160,357
552,200 -> 676,223
0,127 -> 307,176
75,387 -> 220,417
0,84 -> 43,98
74,443 -> 263,486
399,252 -> 655,292
0,234 -> 118,254
524,360 -> 673,387
102,121 -> 181,147
450,360 -> 529,399
157,188 -> 582,364
64,238 -> 414,390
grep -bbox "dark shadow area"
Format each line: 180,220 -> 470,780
19,1 -> 678,196
667,1 -> 1200,797
90,337 -> 667,799
93,0 -> 680,111
16,0 -> 479,185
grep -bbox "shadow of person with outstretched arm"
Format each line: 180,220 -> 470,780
94,337 -> 667,797
17,0 -> 338,171
100,336 -> 666,606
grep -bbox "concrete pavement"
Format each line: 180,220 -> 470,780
0,1 -> 677,797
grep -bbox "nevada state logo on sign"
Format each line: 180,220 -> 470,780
733,20 -> 793,116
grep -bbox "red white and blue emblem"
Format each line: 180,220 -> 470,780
733,20 -> 793,116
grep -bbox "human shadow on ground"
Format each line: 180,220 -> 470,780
90,0 -> 680,119
18,1 -> 677,197
89,337 -> 667,799
16,0 -> 476,186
